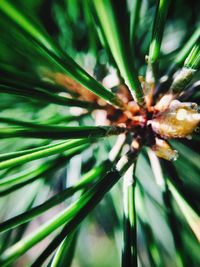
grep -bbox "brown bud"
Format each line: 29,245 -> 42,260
150,100 -> 200,138
151,138 -> 178,161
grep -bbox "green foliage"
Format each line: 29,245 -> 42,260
0,1 -> 199,267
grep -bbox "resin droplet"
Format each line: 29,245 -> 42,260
152,138 -> 178,161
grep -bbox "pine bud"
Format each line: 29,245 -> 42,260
152,138 -> 178,161
150,100 -> 200,138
